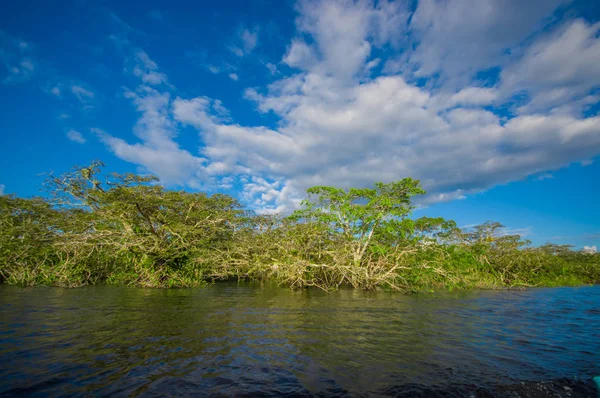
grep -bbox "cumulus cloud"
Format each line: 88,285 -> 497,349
98,130 -> 206,187
95,86 -> 208,187
500,19 -> 600,114
172,96 -> 299,186
0,184 -> 5,196
66,129 -> 86,144
292,0 -> 374,80
102,0 -> 600,213
96,52 -> 207,186
405,0 -> 568,84
204,1 -> 600,210
450,87 -> 498,107
583,245 -> 597,254
283,39 -> 317,69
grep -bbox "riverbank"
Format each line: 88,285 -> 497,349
1,162 -> 598,291
1,244 -> 598,292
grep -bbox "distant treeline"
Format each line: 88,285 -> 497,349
1,161 -> 598,291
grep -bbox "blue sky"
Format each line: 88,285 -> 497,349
1,0 -> 599,249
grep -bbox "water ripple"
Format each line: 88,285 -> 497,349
0,284 -> 598,397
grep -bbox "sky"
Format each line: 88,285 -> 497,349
0,0 -> 599,249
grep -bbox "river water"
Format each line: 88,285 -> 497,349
0,284 -> 598,397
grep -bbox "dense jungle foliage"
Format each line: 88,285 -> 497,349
1,162 -> 598,291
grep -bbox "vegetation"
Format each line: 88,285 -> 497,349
1,162 -> 598,291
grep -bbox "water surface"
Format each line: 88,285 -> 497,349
0,284 -> 598,397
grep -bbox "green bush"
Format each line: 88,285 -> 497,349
0,162 -> 598,291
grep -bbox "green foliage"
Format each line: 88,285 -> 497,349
1,162 -> 598,291
291,179 -> 425,266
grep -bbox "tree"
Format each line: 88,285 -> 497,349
43,162 -> 244,283
0,195 -> 58,282
290,179 -> 425,265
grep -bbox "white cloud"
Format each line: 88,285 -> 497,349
190,1 -> 600,210
283,39 -> 317,70
229,46 -> 244,57
370,0 -> 410,48
46,80 -> 96,110
406,0 -> 568,84
239,175 -> 288,213
228,73 -> 239,81
97,130 -> 206,187
95,85 -> 208,187
266,63 -> 278,75
1,30 -> 36,84
500,19 -> 600,114
450,87 -> 498,107
0,184 -> 5,196
66,129 -> 86,144
365,58 -> 380,72
202,62 -> 238,78
131,50 -> 169,86
293,0 -> 373,80
583,245 -> 597,254
96,51 -> 207,186
71,84 -> 95,102
241,28 -> 258,53
101,0 -> 600,213
230,27 -> 259,57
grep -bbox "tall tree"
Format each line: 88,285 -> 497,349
291,179 -> 425,265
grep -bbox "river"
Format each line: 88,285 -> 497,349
0,284 -> 598,397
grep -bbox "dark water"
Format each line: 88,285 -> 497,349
0,284 -> 598,397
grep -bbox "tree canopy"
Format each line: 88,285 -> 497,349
1,162 -> 598,291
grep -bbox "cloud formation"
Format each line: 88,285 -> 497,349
230,27 -> 259,57
66,129 -> 86,144
96,83 -> 208,187
131,50 -> 169,86
71,85 -> 95,103
405,0 -> 568,83
100,0 -> 600,213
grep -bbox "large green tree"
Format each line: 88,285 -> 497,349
291,179 -> 425,265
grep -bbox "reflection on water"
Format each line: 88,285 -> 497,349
0,284 -> 598,397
